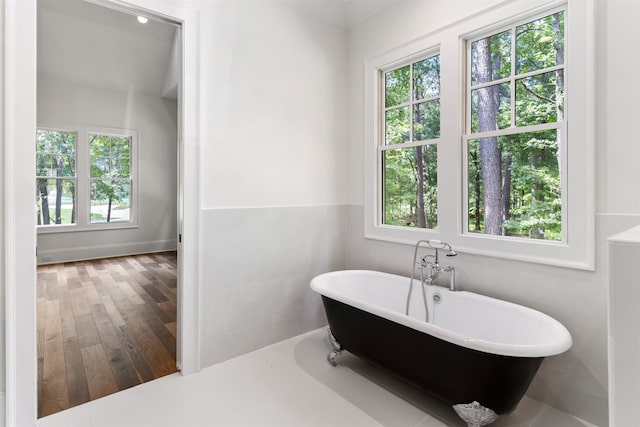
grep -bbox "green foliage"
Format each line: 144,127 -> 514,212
382,9 -> 565,240
36,130 -> 76,178
35,131 -> 133,226
36,130 -> 76,226
384,145 -> 437,228
382,54 -> 441,228
467,11 -> 564,241
385,107 -> 410,145
414,100 -> 440,140
385,66 -> 410,108
413,56 -> 440,99
90,134 -> 131,178
468,130 -> 561,240
516,71 -> 562,126
516,12 -> 564,74
89,134 -> 132,223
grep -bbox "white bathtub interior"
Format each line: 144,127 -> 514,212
311,270 -> 572,357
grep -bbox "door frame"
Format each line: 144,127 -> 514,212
4,1 -> 201,425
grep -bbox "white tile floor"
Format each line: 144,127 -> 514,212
37,328 -> 597,427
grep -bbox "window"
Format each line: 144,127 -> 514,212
89,134 -> 132,224
364,0 -> 594,269
36,129 -> 77,226
465,10 -> 565,241
382,54 -> 440,229
36,126 -> 138,232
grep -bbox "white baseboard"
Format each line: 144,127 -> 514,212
37,240 -> 177,264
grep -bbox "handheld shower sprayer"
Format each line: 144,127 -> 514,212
424,239 -> 458,260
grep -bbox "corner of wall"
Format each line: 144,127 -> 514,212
1,0 -> 7,409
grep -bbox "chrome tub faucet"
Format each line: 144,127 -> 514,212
419,240 -> 457,291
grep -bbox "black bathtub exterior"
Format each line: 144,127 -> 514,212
322,296 -> 544,414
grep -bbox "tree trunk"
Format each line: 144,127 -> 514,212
107,196 -> 113,223
412,81 -> 427,228
501,154 -> 512,236
470,147 -> 482,231
71,184 -> 75,224
415,147 -> 426,228
474,37 -> 502,235
38,178 -> 50,225
530,155 -> 544,239
552,13 -> 564,177
55,158 -> 63,224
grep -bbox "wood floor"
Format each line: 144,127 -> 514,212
37,252 -> 178,418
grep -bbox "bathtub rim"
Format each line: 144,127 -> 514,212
310,269 -> 572,358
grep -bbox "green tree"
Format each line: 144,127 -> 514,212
469,12 -> 564,240
90,134 -> 131,223
383,56 -> 439,228
36,130 -> 75,225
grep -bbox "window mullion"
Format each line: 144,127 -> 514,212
381,140 -> 439,151
409,63 -> 414,142
76,130 -> 89,227
385,95 -> 440,111
465,122 -> 563,141
510,24 -> 516,128
469,76 -> 512,91
466,41 -> 473,133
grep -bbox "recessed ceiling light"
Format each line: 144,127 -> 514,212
137,16 -> 148,24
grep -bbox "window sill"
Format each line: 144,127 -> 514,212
364,226 -> 594,271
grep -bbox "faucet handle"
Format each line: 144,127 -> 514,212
419,254 -> 436,268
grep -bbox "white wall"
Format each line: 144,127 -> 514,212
36,77 -> 178,263
196,0 -> 349,366
344,0 -> 640,425
199,1 -> 348,208
0,0 -> 5,417
597,0 -> 640,214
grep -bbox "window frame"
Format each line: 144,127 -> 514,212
37,124 -> 139,234
364,0 -> 594,270
88,132 -> 134,225
462,6 -> 567,242
36,127 -> 78,227
380,50 -> 441,230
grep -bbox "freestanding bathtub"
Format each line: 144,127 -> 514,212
310,270 -> 572,418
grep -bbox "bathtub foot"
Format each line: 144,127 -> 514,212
452,401 -> 498,427
327,329 -> 343,366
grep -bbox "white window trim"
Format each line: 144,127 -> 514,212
37,123 -> 140,233
364,0 -> 594,270
381,50 -> 441,229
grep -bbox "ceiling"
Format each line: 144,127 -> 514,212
284,0 -> 401,28
37,0 -> 178,99
37,0 -> 400,98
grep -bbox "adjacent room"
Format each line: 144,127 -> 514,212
35,0 -> 180,417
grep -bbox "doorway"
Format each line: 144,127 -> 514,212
36,0 -> 181,417
5,0 -> 200,423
